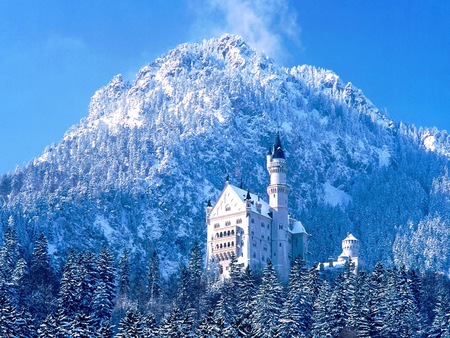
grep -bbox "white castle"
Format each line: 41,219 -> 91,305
206,133 -> 309,280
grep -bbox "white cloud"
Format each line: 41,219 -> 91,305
190,0 -> 301,62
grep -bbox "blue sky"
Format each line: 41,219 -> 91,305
0,0 -> 449,174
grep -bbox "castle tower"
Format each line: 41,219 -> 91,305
339,233 -> 360,260
266,132 -> 290,280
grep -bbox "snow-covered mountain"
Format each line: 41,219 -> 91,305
1,34 -> 449,274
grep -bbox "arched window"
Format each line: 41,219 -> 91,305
220,243 -> 223,249
220,232 -> 223,238
227,230 -> 230,236
231,230 -> 235,235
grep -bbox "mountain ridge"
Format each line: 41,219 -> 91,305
1,34 -> 449,275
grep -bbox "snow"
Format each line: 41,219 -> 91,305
423,135 -> 436,151
323,182 -> 351,207
94,215 -> 114,241
377,146 -> 391,167
290,221 -> 307,234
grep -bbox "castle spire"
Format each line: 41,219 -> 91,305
272,131 -> 285,159
245,189 -> 251,200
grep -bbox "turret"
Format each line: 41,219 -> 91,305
339,233 -> 360,259
206,199 -> 212,222
266,132 -> 290,280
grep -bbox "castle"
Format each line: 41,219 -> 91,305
206,133 -> 309,280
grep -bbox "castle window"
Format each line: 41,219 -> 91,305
228,242 -> 231,247
216,244 -> 219,249
214,223 -> 220,228
261,222 -> 264,227
262,255 -> 265,261
279,224 -> 283,230
227,230 -> 230,236
232,241 -> 234,246
253,242 -> 256,247
220,232 -> 223,238
263,245 -> 267,251
251,219 -> 255,224
225,221 -> 231,226
220,244 -> 223,249
236,218 -> 242,224
279,243 -> 282,247
225,205 -> 231,211
231,230 -> 235,235
253,253 -> 256,258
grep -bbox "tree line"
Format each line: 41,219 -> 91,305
0,221 -> 449,337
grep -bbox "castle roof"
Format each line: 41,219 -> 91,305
343,233 -> 358,241
229,184 -> 272,218
290,220 -> 308,234
271,132 -> 286,159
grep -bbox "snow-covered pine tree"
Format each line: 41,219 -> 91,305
250,261 -> 284,338
70,311 -> 93,338
429,288 -> 450,338
347,271 -> 371,337
118,249 -> 130,299
115,308 -> 145,338
26,233 -> 56,320
311,279 -> 332,338
278,257 -> 311,338
147,250 -> 162,313
234,265 -> 257,336
92,246 -> 116,327
369,262 -> 387,338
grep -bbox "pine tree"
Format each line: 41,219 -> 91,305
250,261 -> 284,338
347,271 -> 371,338
197,310 -> 217,337
147,250 -> 162,312
38,314 -> 57,338
142,313 -> 158,338
116,308 -> 145,337
177,243 -> 205,320
118,249 -> 130,298
70,312 -> 93,338
429,289 -> 450,338
311,280 -> 332,338
0,293 -> 19,337
279,257 -> 309,338
26,233 -> 56,320
94,319 -> 114,338
0,220 -> 21,301
92,246 -> 116,327
234,265 -> 257,336
369,262 -> 387,338
328,273 -> 348,337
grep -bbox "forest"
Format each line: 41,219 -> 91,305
0,221 -> 449,338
